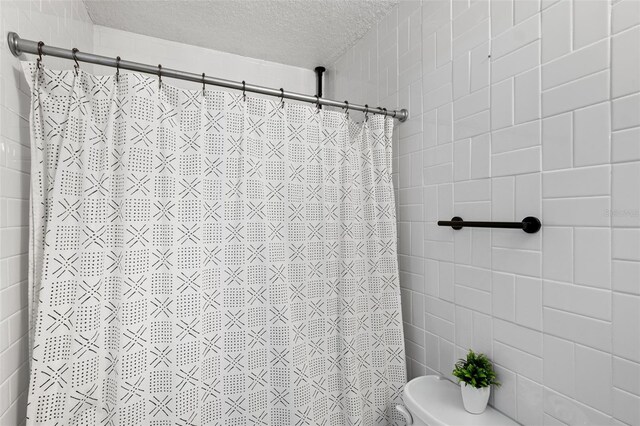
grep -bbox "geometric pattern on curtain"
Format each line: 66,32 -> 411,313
23,62 -> 405,426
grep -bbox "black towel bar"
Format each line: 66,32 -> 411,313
437,216 -> 541,234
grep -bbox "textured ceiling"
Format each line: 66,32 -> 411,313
83,0 -> 397,69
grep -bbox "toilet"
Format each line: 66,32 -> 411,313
396,375 -> 519,426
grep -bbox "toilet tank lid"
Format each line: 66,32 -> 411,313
403,375 -> 519,426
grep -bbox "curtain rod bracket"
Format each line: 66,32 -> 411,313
8,32 -> 21,56
314,66 -> 325,109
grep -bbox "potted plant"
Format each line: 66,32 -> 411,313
452,349 -> 500,414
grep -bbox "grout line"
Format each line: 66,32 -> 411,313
608,0 -> 615,405
540,68 -> 609,93
543,305 -> 612,325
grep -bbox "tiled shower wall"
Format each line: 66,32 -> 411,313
328,0 -> 640,424
0,1 -> 94,424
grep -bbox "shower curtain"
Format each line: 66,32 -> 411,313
23,62 -> 405,426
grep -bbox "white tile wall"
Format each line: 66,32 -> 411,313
328,0 -> 640,424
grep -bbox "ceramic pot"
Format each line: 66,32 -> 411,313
460,382 -> 490,414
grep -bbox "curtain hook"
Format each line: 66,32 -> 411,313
36,41 -> 44,69
71,48 -> 80,76
158,64 -> 162,89
315,95 -> 320,114
279,88 -> 285,109
364,104 -> 369,122
202,72 -> 206,96
242,80 -> 246,102
115,56 -> 121,82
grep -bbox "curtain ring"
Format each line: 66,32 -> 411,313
382,107 -> 388,117
242,80 -> 246,101
202,72 -> 206,96
158,64 -> 162,89
364,104 -> 369,122
315,95 -> 320,114
343,100 -> 349,118
393,110 -> 397,118
279,88 -> 285,109
71,48 -> 80,75
115,56 -> 121,82
36,41 -> 44,69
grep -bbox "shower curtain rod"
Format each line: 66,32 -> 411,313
7,32 -> 409,122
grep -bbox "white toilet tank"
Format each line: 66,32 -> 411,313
397,375 -> 519,426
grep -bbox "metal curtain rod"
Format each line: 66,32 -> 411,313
438,216 -> 542,234
7,32 -> 408,122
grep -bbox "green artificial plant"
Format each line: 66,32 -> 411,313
452,349 -> 501,389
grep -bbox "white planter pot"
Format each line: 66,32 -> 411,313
460,383 -> 491,414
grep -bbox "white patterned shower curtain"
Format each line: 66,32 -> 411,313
23,62 -> 406,426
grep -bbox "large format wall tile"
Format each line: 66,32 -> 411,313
328,0 -> 640,423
